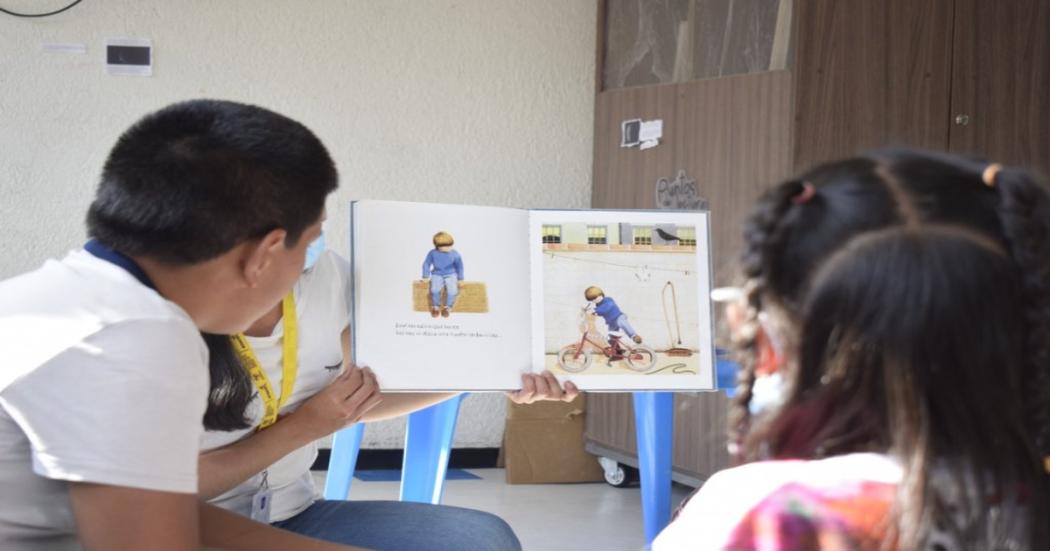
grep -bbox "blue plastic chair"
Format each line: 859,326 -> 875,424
632,391 -> 675,544
323,394 -> 466,503
716,350 -> 738,398
323,422 -> 365,500
632,352 -> 739,545
400,394 -> 465,504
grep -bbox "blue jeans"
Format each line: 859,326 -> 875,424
430,274 -> 459,309
273,499 -> 521,551
612,314 -> 638,338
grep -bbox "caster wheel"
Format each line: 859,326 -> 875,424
598,457 -> 638,488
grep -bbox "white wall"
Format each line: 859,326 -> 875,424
0,0 -> 596,448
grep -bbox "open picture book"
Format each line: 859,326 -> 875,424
350,200 -> 715,391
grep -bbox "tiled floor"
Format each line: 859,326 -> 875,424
312,468 -> 693,551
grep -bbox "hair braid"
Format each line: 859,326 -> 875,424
729,180 -> 808,459
993,167 -> 1050,457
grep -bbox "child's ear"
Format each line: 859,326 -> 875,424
239,229 -> 287,288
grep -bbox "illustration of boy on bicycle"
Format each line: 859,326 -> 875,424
585,285 -> 643,345
555,286 -> 655,373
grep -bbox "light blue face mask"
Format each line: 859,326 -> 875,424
303,233 -> 325,271
749,372 -> 785,416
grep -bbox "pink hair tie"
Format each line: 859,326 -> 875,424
793,183 -> 817,205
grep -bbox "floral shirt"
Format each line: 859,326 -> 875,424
653,453 -> 901,550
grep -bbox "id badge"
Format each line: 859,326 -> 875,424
250,488 -> 273,523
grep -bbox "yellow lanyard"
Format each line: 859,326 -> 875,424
230,293 -> 298,431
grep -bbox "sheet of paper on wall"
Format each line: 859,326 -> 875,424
42,42 -> 87,55
639,119 -> 663,142
350,200 -> 715,392
621,118 -> 642,147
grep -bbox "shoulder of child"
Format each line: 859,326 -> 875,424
655,460 -> 811,549
658,454 -> 901,549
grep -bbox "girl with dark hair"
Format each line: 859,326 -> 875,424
655,150 -> 1050,550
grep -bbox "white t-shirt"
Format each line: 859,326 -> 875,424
0,250 -> 209,550
202,250 -> 351,523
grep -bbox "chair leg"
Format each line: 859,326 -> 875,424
716,348 -> 738,398
399,394 -> 466,504
323,423 -> 365,500
633,391 -> 675,545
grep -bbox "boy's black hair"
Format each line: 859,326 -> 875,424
87,99 -> 338,264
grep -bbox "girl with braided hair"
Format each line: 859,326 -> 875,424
655,149 -> 1050,550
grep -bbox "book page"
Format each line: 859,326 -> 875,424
351,200 -> 531,391
529,210 -> 715,391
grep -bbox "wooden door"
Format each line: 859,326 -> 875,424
949,0 -> 1050,176
793,0 -> 955,169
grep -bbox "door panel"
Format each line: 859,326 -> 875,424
793,0 -> 954,169
950,0 -> 1050,175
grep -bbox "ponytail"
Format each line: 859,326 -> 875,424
201,333 -> 255,431
992,167 -> 1050,456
